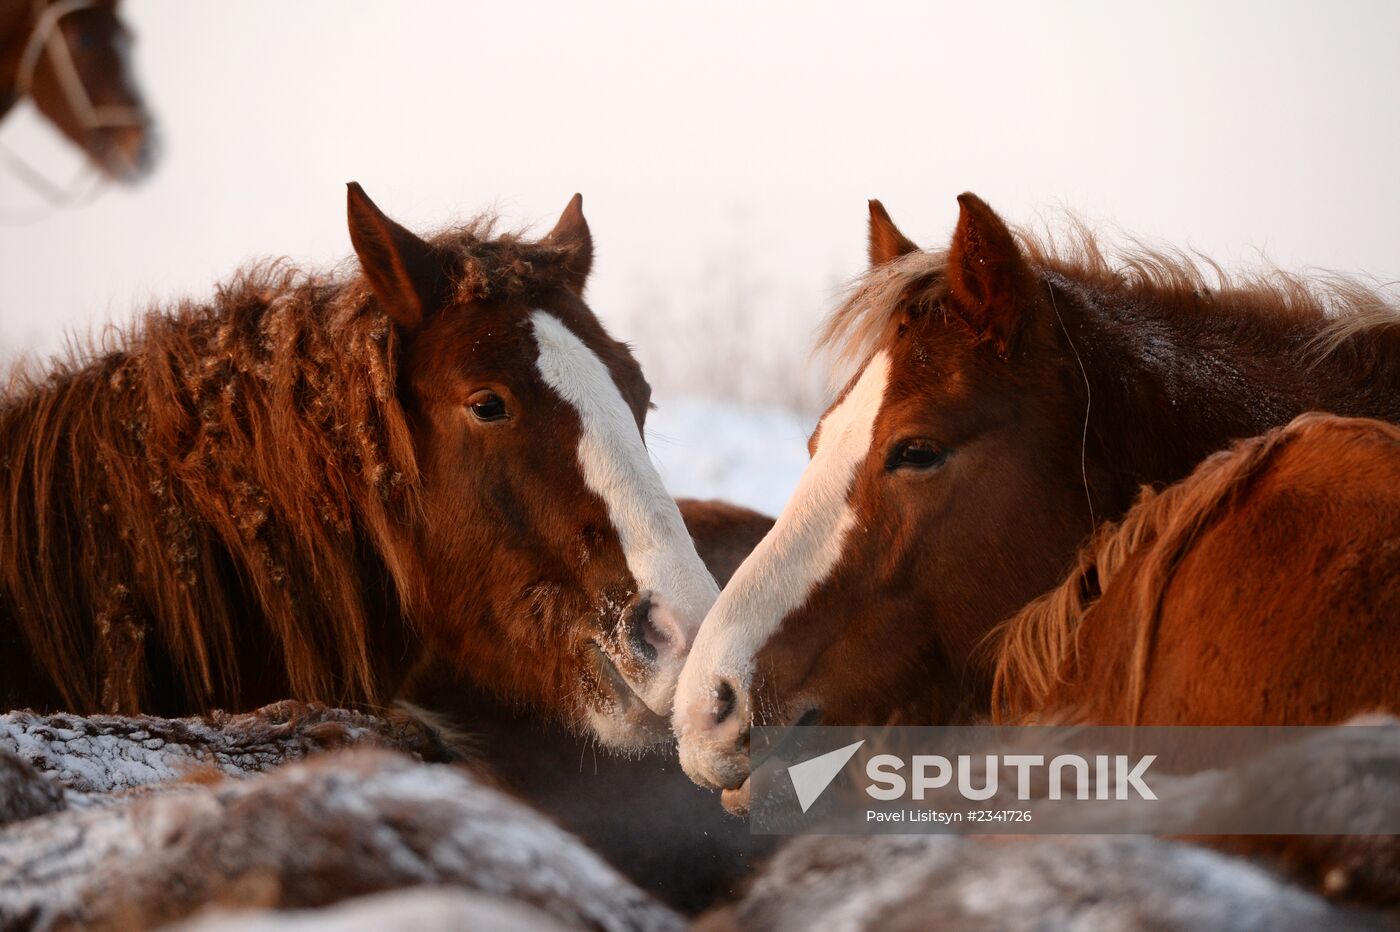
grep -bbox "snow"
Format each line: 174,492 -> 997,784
0,750 -> 684,932
0,704 -> 449,807
733,835 -> 1374,931
176,888 -> 572,932
1,716 -> 187,797
646,394 -> 813,517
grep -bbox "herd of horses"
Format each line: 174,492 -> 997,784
2,0 -> 1398,923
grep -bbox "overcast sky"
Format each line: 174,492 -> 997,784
2,0 -> 1397,404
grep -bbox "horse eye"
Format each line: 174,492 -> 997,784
886,440 -> 947,472
468,391 -> 508,422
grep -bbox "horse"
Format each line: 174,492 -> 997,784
0,184 -> 720,754
673,193 -> 1400,799
0,0 -> 156,182
992,413 -> 1400,727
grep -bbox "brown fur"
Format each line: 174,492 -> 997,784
0,748 -> 63,827
737,194 -> 1400,731
993,413 -> 1400,726
1,256 -> 421,712
675,498 -> 775,587
989,418 -> 1311,722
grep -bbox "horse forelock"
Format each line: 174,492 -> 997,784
817,249 -> 952,381
429,218 -> 593,308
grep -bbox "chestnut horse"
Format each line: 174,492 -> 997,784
675,193 -> 1400,797
993,413 -> 1400,726
0,0 -> 156,182
0,185 -> 719,751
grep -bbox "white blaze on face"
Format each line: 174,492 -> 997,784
530,311 -> 720,716
674,352 -> 891,738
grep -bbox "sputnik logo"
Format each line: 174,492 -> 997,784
787,740 -> 865,812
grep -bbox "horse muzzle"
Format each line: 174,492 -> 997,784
90,120 -> 158,182
675,672 -> 752,792
595,590 -> 697,720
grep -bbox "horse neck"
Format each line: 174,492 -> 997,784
1059,273 -> 1400,512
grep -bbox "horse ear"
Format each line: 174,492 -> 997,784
346,182 -> 445,331
542,193 -> 593,295
868,199 -> 918,266
945,193 -> 1032,358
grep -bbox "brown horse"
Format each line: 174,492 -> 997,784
0,185 -> 720,751
993,413 -> 1400,726
0,0 -> 155,182
674,193 -> 1400,796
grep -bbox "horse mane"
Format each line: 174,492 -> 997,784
986,413 -> 1385,724
817,217 -> 1400,375
0,215 -> 587,713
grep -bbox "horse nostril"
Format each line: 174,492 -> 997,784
625,594 -> 657,665
712,679 -> 737,726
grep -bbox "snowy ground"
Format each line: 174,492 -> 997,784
645,395 -> 813,518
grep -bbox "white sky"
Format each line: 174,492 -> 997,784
2,0 -> 1398,405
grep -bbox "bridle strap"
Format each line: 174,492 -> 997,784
15,0 -> 147,131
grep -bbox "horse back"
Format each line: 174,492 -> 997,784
1053,414 -> 1400,725
676,498 -> 775,588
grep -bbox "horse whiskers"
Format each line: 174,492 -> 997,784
1047,280 -> 1096,532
